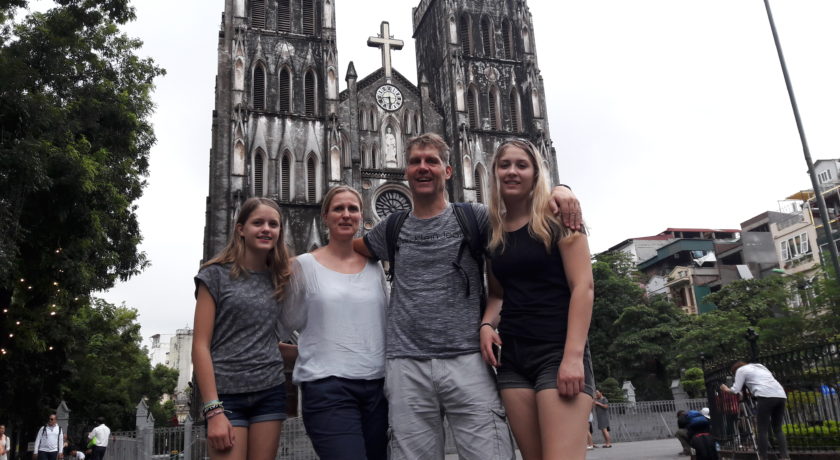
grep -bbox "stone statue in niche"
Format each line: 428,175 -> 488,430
384,127 -> 398,168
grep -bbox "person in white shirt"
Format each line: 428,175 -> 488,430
0,424 -> 11,460
87,418 -> 109,460
67,447 -> 84,460
33,414 -> 67,460
720,361 -> 790,460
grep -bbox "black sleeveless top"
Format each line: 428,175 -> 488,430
490,224 -> 570,342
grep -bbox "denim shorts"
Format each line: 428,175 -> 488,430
496,334 -> 595,395
218,383 -> 288,427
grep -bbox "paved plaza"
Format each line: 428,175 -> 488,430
444,437 -> 688,459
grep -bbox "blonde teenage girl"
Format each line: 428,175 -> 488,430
480,139 -> 595,460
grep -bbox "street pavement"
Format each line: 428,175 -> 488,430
444,437 -> 688,459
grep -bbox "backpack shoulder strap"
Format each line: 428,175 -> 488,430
452,203 -> 488,314
385,210 -> 409,282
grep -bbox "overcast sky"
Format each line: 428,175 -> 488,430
91,0 -> 840,343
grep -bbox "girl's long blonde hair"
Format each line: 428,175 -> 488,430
487,139 -> 575,253
202,197 -> 292,300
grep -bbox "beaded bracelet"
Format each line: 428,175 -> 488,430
202,399 -> 221,410
203,402 -> 224,414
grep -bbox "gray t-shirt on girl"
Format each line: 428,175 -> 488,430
364,204 -> 488,359
195,264 -> 286,394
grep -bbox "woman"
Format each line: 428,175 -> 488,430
480,139 -> 595,460
282,185 -> 388,460
192,197 -> 292,460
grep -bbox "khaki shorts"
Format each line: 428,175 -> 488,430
385,353 -> 515,460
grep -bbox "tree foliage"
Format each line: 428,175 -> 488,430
0,0 -> 163,447
681,367 -> 705,399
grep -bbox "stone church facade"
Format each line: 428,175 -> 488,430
203,0 -> 558,258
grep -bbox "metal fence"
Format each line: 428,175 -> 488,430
590,398 -> 707,444
703,340 -> 840,454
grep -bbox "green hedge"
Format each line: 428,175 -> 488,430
782,420 -> 840,449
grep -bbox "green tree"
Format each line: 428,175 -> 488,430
673,309 -> 751,370
0,0 -> 163,443
704,277 -> 795,326
609,296 -> 687,400
598,377 -> 626,403
681,367 -> 704,399
589,251 -> 646,382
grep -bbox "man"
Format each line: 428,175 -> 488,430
675,410 -> 691,456
592,390 -> 612,448
87,417 -> 109,460
355,133 -> 581,459
0,424 -> 10,460
33,414 -> 67,460
720,361 -> 789,460
66,447 -> 84,460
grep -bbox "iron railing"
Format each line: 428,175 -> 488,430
704,340 -> 840,454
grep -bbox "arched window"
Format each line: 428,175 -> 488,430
251,0 -> 265,28
306,155 -> 317,202
278,67 -> 292,112
502,19 -> 514,59
304,69 -> 317,116
359,107 -> 367,130
522,26 -> 531,54
474,166 -> 485,203
372,144 -> 379,168
509,90 -> 522,132
233,140 -> 246,175
531,88 -> 541,118
466,85 -> 479,129
302,0 -> 316,35
253,149 -> 265,196
404,111 -> 413,135
488,86 -> 501,130
253,64 -> 266,110
480,16 -> 493,57
330,147 -> 341,181
280,152 -> 291,201
277,0 -> 291,32
459,15 -> 471,55
415,112 -> 422,133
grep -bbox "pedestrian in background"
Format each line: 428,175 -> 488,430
593,390 -> 612,448
720,361 -> 789,460
33,414 -> 67,460
0,424 -> 10,460
86,417 -> 109,460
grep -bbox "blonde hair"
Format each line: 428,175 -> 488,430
321,185 -> 363,218
487,139 -> 574,253
202,197 -> 292,300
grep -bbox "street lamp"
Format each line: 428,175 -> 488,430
762,0 -> 840,285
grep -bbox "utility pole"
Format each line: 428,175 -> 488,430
763,0 -> 840,285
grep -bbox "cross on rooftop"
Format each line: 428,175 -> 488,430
367,21 -> 404,82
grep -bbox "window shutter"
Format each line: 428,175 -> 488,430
781,241 -> 789,260
481,17 -> 493,57
488,89 -> 498,130
474,169 -> 483,203
279,68 -> 291,112
509,91 -> 520,132
307,156 -> 316,202
251,0 -> 265,28
302,0 -> 315,35
502,20 -> 513,59
254,151 -> 264,196
281,154 -> 290,201
801,232 -> 810,254
277,0 -> 291,32
253,66 -> 265,110
305,71 -> 316,116
459,16 -> 471,55
467,89 -> 478,129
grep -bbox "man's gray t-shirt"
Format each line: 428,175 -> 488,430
195,264 -> 286,394
364,203 -> 488,359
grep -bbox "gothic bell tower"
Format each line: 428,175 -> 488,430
204,0 -> 340,258
412,0 -> 559,204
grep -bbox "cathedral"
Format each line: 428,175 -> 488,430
203,0 -> 558,258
